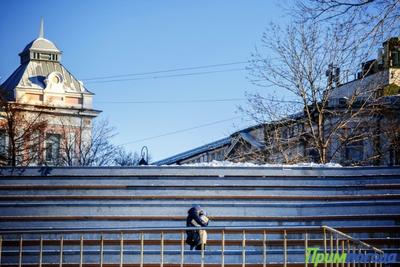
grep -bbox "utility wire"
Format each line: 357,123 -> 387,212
96,98 -> 246,104
95,97 -> 300,104
81,61 -> 249,81
119,116 -> 240,146
85,68 -> 245,84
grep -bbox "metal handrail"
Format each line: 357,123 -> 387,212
322,225 -> 384,254
0,225 -> 385,267
0,226 -> 318,235
0,225 -> 322,234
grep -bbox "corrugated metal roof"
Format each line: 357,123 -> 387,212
154,137 -> 231,165
1,60 -> 93,97
0,64 -> 28,99
153,112 -> 305,165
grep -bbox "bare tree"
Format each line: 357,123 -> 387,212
242,20 -> 381,164
238,94 -> 305,163
377,96 -> 400,165
0,93 -> 48,167
59,118 -> 117,166
297,0 -> 400,56
113,148 -> 146,166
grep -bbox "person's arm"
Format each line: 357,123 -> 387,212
200,215 -> 209,226
191,212 -> 208,227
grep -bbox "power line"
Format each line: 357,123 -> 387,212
81,60 -> 249,81
94,96 -> 301,105
119,116 -> 240,146
85,68 -> 246,84
96,98 -> 246,104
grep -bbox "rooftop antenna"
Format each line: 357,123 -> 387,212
39,17 -> 44,38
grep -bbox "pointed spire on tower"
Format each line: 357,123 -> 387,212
39,17 -> 44,38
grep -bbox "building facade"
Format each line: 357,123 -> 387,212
156,38 -> 400,166
0,20 -> 100,166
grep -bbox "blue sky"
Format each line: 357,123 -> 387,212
0,0 -> 289,161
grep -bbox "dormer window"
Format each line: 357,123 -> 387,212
47,72 -> 64,86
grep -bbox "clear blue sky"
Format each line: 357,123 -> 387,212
0,0 -> 289,161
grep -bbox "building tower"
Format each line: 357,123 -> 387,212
0,19 -> 101,166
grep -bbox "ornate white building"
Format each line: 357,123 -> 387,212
0,20 -> 100,166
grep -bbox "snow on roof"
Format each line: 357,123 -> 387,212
179,160 -> 342,168
21,38 -> 60,54
154,137 -> 231,165
154,111 -> 306,165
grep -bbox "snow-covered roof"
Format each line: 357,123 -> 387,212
155,111 -> 305,165
154,137 -> 231,165
21,38 -> 60,54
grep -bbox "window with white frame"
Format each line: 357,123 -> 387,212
0,130 -> 6,156
45,133 -> 60,164
345,140 -> 364,162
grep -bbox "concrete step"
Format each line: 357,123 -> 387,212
2,176 -> 400,187
0,214 -> 398,229
3,248 -> 398,265
0,264 -> 325,267
0,248 -> 325,264
1,166 -> 399,178
2,187 -> 400,196
0,195 -> 399,203
0,201 -> 399,217
0,166 -> 399,266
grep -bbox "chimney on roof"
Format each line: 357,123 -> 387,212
39,17 -> 44,39
326,64 -> 340,87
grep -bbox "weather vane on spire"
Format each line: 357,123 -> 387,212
39,17 -> 44,38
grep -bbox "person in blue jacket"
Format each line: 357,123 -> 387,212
186,204 -> 209,250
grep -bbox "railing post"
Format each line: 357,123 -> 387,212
80,235 -> 84,267
0,235 -> 3,266
335,234 -> 339,267
160,231 -> 164,267
330,232 -> 334,267
304,232 -> 308,267
100,235 -> 104,267
180,231 -> 184,267
221,230 -> 225,267
346,240 -> 350,267
263,230 -> 267,267
341,240 -> 345,267
242,230 -> 246,267
18,235 -> 23,267
141,232 -> 145,267
39,236 -> 43,267
368,251 -> 371,267
323,228 -> 327,267
59,236 -> 64,267
283,230 -> 287,267
120,232 -> 124,267
201,238 -> 205,267
363,249 -> 367,267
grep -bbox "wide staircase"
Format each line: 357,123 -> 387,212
0,166 -> 399,266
